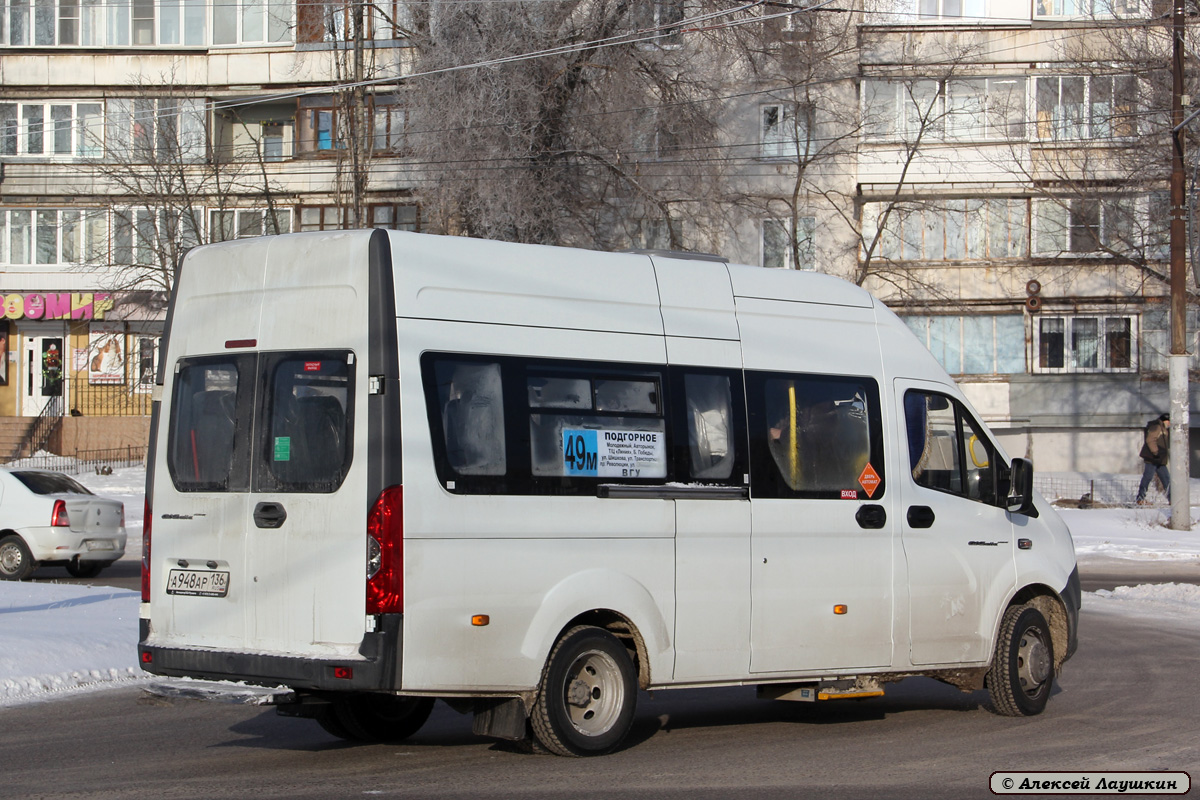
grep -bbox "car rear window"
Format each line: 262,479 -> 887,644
12,471 -> 94,495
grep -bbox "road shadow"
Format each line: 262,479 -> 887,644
209,675 -> 1018,756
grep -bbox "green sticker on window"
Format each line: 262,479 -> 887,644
274,436 -> 291,461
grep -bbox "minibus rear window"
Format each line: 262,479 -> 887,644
257,353 -> 355,493
167,358 -> 250,492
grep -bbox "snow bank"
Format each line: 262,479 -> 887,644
1085,583 -> 1200,627
1060,506 -> 1200,560
0,581 -> 145,707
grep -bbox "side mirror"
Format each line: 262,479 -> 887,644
1006,457 -> 1038,517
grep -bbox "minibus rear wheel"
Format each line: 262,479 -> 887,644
530,625 -> 638,757
986,604 -> 1053,717
317,693 -> 435,742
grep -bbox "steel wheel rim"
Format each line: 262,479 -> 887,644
1016,624 -> 1051,696
0,542 -> 23,574
562,649 -> 624,737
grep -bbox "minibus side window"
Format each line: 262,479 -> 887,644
905,390 -> 999,505
256,353 -> 354,493
748,372 -> 885,500
166,357 -> 251,492
435,360 -> 507,476
683,373 -> 735,480
962,413 -> 998,504
528,370 -> 666,480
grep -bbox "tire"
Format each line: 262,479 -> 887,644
0,535 -> 37,581
530,625 -> 638,757
986,604 -> 1054,717
319,694 -> 434,743
66,558 -> 104,578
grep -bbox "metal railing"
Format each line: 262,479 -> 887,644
1033,474 -> 1168,507
6,445 -> 147,476
15,395 -> 66,461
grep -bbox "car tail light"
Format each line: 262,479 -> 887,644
366,485 -> 403,615
141,498 -> 152,603
51,500 -> 70,527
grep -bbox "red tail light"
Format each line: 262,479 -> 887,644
51,499 -> 70,527
141,498 -> 152,603
366,485 -> 404,615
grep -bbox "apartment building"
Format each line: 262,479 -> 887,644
0,0 -> 420,457
847,0 -> 1196,474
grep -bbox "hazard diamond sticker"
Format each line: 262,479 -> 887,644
858,463 -> 881,498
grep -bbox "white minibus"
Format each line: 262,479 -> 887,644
139,229 -> 1079,756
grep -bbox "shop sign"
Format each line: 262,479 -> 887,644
2,293 -> 115,321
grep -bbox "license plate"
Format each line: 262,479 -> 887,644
166,569 -> 230,598
85,540 -> 115,551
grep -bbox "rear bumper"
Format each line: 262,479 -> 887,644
138,614 -> 402,693
22,526 -> 127,562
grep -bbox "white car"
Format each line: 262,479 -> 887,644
0,468 -> 126,581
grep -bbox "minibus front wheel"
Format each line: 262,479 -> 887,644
986,604 -> 1054,717
530,625 -> 638,757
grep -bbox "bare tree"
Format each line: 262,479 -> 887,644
399,0 -> 748,251
73,78 -> 289,295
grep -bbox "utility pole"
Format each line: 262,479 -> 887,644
1169,0 -> 1191,530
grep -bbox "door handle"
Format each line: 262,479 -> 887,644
253,502 -> 287,529
855,504 -> 887,529
906,505 -> 935,528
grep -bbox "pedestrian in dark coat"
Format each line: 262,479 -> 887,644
1136,413 -> 1171,504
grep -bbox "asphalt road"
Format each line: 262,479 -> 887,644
1,603 -> 1196,800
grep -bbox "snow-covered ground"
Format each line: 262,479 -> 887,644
2,465 -> 1198,708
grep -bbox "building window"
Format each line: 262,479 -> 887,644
1035,315 -> 1135,372
209,208 -> 290,242
112,207 -> 203,267
918,0 -> 985,18
296,0 -> 409,42
633,0 -> 684,42
864,78 -> 1027,142
760,103 -> 814,159
372,104 -> 407,154
863,79 -> 944,141
946,78 -> 1025,140
634,218 -> 682,250
298,204 -> 418,231
1,0 -> 209,46
633,108 -> 682,160
0,207 -> 107,266
297,105 -> 343,153
1033,195 -> 1151,255
1035,76 -> 1137,140
762,217 -> 815,269
0,101 -> 104,158
1035,0 -> 1140,18
212,0 -> 289,44
864,199 -> 1029,262
107,98 -> 206,162
297,99 -> 407,155
903,314 -> 1026,375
